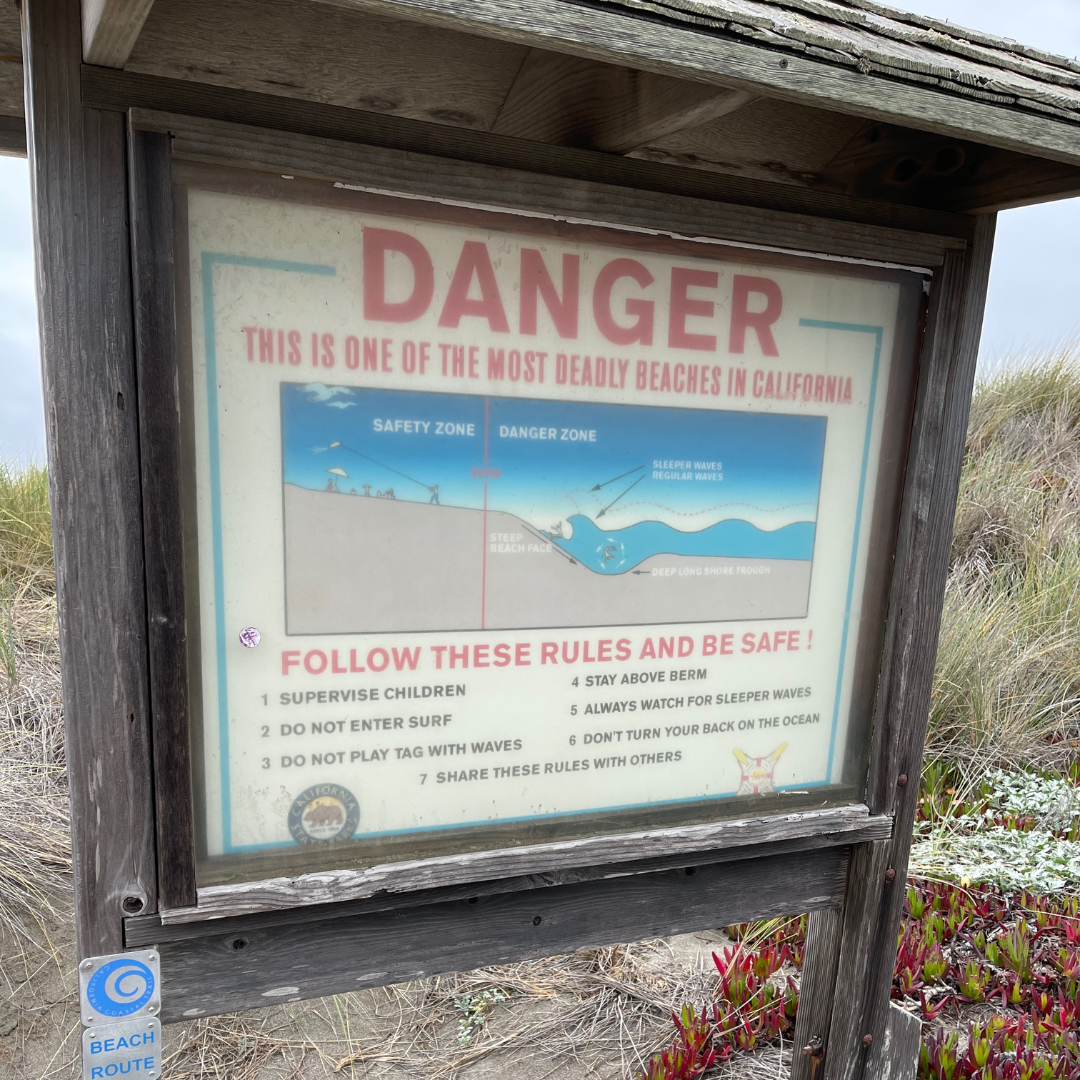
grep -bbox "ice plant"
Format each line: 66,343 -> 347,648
638,874 -> 1080,1080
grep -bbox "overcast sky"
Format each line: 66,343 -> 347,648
2,0 -> 1080,460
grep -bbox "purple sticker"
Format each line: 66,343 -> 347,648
239,626 -> 261,649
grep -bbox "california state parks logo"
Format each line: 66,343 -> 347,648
288,784 -> 360,844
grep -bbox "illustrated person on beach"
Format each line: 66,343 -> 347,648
733,744 -> 788,795
324,439 -> 442,507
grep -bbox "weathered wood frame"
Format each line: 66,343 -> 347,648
164,157 -> 922,898
21,0 -> 992,1073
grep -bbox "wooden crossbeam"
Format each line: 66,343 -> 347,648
815,121 -> 1080,214
82,0 -> 156,66
492,49 -> 753,153
0,113 -> 25,155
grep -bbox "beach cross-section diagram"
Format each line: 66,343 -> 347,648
281,384 -> 826,633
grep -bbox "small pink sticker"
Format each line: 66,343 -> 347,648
239,626 -> 261,649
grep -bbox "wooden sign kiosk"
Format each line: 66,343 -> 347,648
7,0 -> 1080,1075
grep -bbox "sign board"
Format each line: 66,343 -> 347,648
180,182 -> 920,880
20,0 -> 1024,1061
79,950 -> 160,1026
78,951 -> 162,1080
81,1019 -> 161,1080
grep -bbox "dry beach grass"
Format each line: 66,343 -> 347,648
930,354 -> 1080,773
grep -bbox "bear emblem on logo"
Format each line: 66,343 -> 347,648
288,784 -> 360,844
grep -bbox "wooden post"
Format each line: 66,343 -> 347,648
823,840 -> 894,1080
867,1005 -> 923,1080
21,0 -> 157,954
791,908 -> 844,1080
822,215 -> 997,1080
128,127 -> 197,909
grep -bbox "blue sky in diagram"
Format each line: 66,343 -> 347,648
280,383 -> 827,540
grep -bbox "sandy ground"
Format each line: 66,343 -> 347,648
283,486 -> 812,633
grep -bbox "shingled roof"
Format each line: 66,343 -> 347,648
597,0 -> 1080,122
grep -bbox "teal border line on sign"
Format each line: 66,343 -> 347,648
200,255 -> 883,853
201,252 -> 337,854
797,319 -> 885,784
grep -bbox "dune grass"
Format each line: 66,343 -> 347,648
0,459 -> 52,600
928,352 -> 1080,771
0,460 -> 64,945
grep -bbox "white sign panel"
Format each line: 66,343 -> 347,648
82,1018 -> 161,1080
183,187 -> 910,862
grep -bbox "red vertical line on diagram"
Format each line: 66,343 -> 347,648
481,397 -> 489,629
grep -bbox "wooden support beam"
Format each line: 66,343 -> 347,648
790,908 -> 844,1080
127,829 -> 875,948
850,213 -> 996,1080
128,128 -> 197,909
866,1005 -> 922,1080
824,214 -> 996,1080
83,0 -> 156,67
21,0 -> 157,954
492,49 -> 753,152
823,840 -> 893,1080
154,846 -> 848,1022
315,0 -> 1080,169
0,57 -> 24,119
166,804 -> 886,922
147,117 -> 967,268
816,122 -> 1080,214
82,66 -> 977,251
0,113 -> 25,155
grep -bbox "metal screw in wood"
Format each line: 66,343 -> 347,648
803,1034 -> 825,1080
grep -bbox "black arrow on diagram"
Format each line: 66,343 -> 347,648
590,465 -> 645,492
596,476 -> 643,519
521,522 -> 578,565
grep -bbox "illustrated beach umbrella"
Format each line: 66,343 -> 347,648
327,467 -> 348,491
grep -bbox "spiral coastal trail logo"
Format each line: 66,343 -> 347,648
85,957 -> 156,1018
288,783 -> 360,843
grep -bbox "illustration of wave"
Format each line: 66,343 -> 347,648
549,514 -> 816,575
